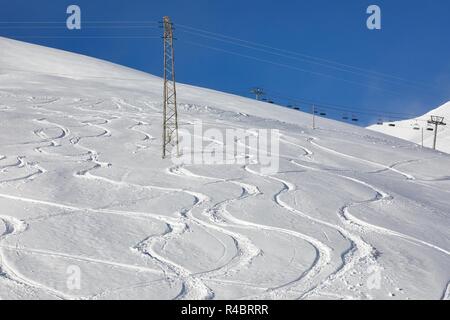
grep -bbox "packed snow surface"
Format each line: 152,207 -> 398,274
0,37 -> 449,300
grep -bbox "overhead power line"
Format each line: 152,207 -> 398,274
1,19 -> 444,126
0,20 -> 159,24
175,23 -> 435,91
0,25 -> 161,29
181,39 -> 402,96
4,36 -> 160,39
0,67 -> 159,82
0,20 -> 161,39
1,19 -> 440,95
4,36 -> 160,40
2,20 -> 435,91
176,27 -> 430,92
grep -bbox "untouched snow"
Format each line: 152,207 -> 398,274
0,36 -> 449,300
368,102 -> 450,154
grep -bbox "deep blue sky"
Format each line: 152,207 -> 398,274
1,0 -> 449,125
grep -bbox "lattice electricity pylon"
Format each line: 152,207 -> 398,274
162,16 -> 179,158
428,115 -> 446,150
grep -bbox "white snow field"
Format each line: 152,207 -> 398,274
0,36 -> 449,300
368,102 -> 450,154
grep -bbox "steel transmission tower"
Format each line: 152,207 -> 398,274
428,115 -> 446,150
162,16 -> 179,158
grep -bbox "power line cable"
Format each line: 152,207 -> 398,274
3,36 -> 161,39
1,20 -> 440,94
0,66 -> 159,81
181,39 -> 402,96
0,20 -> 159,24
0,20 -> 441,90
0,25 -> 161,29
177,27 -> 435,92
175,23 -> 434,89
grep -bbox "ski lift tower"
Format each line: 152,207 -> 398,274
428,115 -> 446,150
162,16 -> 179,158
250,87 -> 265,101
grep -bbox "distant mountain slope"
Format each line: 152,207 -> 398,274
368,102 -> 450,153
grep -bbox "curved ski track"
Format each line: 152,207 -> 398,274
0,97 -> 448,300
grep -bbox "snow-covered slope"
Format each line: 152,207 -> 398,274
368,102 -> 450,153
0,36 -> 449,300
